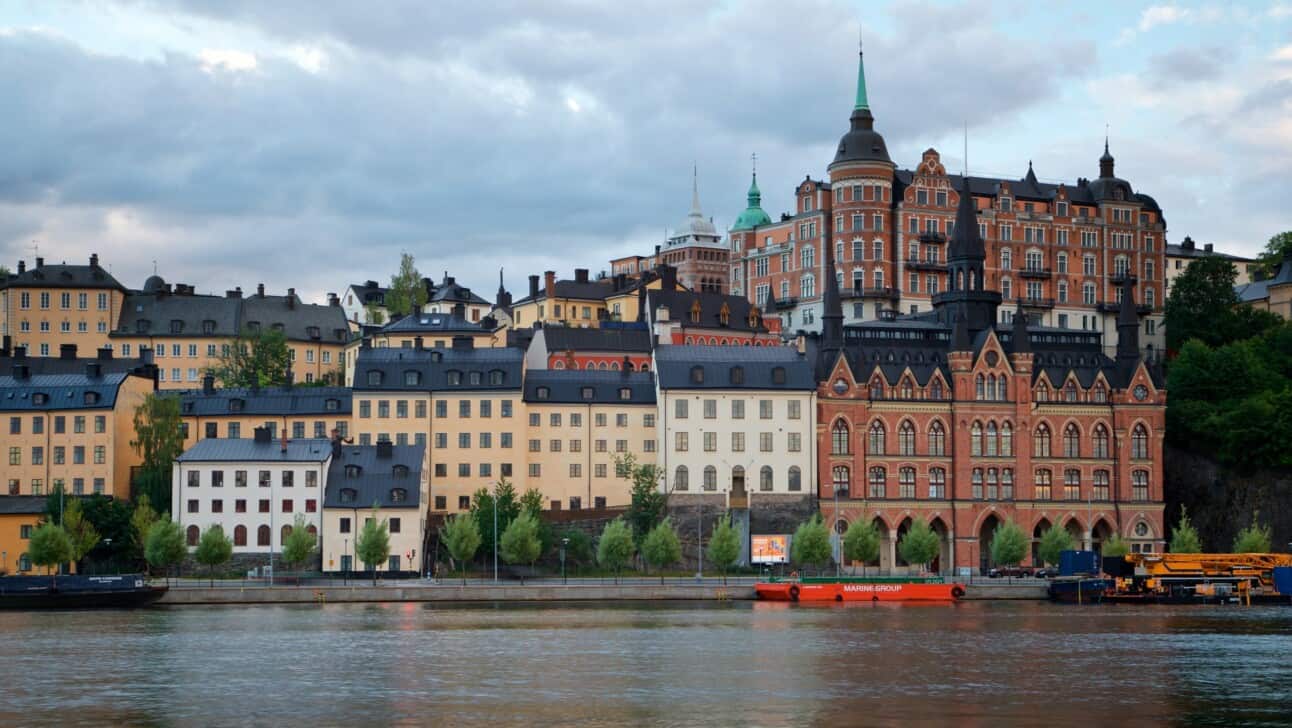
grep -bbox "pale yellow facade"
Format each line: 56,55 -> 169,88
116,336 -> 344,390
321,508 -> 423,574
0,510 -> 44,575
522,401 -> 657,510
179,412 -> 353,450
0,286 -> 125,357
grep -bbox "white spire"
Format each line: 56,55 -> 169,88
675,164 -> 717,239
690,163 -> 702,216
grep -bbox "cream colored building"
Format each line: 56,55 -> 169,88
322,441 -> 425,575
177,377 -> 352,449
0,254 -> 127,358
1236,253 -> 1292,320
1165,236 -> 1255,296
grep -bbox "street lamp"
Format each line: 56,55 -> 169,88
344,537 -> 349,585
103,538 -> 112,576
493,481 -> 499,583
833,479 -> 848,577
560,537 -> 569,585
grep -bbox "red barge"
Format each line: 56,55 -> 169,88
756,576 -> 965,602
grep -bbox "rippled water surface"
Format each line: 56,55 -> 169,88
2,601 -> 1289,726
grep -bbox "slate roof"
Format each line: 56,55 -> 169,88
0,495 -> 49,515
380,312 -> 492,336
646,289 -> 769,332
1236,259 -> 1292,303
176,437 -> 333,463
347,281 -> 387,306
1,349 -> 156,378
324,444 -> 424,509
239,294 -> 349,344
176,386 -> 351,416
0,260 -> 127,291
114,292 -> 242,338
1166,236 -> 1254,262
540,326 -> 652,353
0,372 -> 134,411
655,345 -> 816,390
892,169 -> 1151,212
352,346 -> 524,392
523,370 -> 656,404
511,278 -> 621,305
427,276 -> 489,306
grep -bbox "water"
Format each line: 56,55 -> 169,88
2,601 -> 1289,726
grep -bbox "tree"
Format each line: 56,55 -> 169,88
471,479 -> 520,566
843,518 -> 881,576
898,520 -> 940,573
364,303 -> 386,325
440,512 -> 482,584
640,518 -> 682,583
209,326 -> 292,389
1037,527 -> 1077,568
1170,506 -> 1202,553
707,514 -> 741,585
281,514 -> 317,573
1102,534 -> 1130,558
28,523 -> 73,587
130,495 -> 159,564
61,497 -> 101,568
144,516 -> 186,583
1165,255 -> 1282,352
194,525 -> 234,586
500,511 -> 543,583
617,454 -> 665,545
1233,512 -> 1272,553
385,253 -> 428,317
131,395 -> 186,512
1255,230 -> 1292,278
791,515 -> 832,574
355,507 -> 391,585
989,520 -> 1028,578
560,528 -> 593,571
519,487 -> 554,554
596,518 -> 635,584
79,495 -> 134,569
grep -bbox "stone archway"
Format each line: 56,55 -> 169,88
1032,518 -> 1052,567
1091,518 -> 1115,555
929,517 -> 951,575
872,517 -> 891,574
1064,518 -> 1085,550
894,517 -> 913,572
979,513 -> 1001,575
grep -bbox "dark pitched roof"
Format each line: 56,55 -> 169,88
353,346 -> 523,392
347,281 -> 388,306
540,326 -> 652,353
113,291 -> 242,338
0,259 -> 126,291
428,276 -> 489,306
380,312 -> 492,336
176,437 -> 333,463
512,278 -> 620,305
647,289 -> 768,332
0,495 -> 49,515
176,386 -> 351,416
324,444 -> 424,509
1,349 -> 156,379
1166,236 -> 1254,262
523,370 -> 656,404
655,346 -> 815,390
0,372 -> 135,412
239,294 -> 349,344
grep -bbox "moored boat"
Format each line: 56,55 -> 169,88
0,575 -> 167,609
756,576 -> 965,602
1047,577 -> 1109,604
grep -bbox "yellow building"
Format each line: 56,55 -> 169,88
322,441 -> 426,575
177,377 -> 352,448
369,307 -> 504,351
0,254 -> 127,358
1236,252 -> 1292,320
1165,236 -> 1255,297
521,370 -> 657,511
0,496 -> 47,575
1,365 -> 155,498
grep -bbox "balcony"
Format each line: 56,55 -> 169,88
769,296 -> 798,311
1014,296 -> 1056,309
1019,266 -> 1052,280
1097,301 -> 1154,314
905,258 -> 946,272
917,232 -> 947,245
841,286 -> 900,301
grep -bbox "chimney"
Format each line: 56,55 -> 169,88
35,257 -> 44,268
452,302 -> 465,319
795,334 -> 807,355
544,270 -> 556,300
59,343 -> 77,360
253,426 -> 271,444
575,268 -> 589,283
85,362 -> 102,379
658,264 -> 678,291
1204,243 -> 1214,253
451,335 -> 474,351
376,439 -> 394,459
328,293 -> 340,307
202,373 -> 215,395
90,253 -> 99,267
1182,236 -> 1195,251
17,260 -> 25,274
13,364 -> 30,380
445,276 -> 455,286
286,288 -> 296,308
227,287 -> 243,299
280,428 -> 289,453
257,283 -> 265,298
528,274 -> 540,298
97,346 -> 113,361
12,345 -> 26,360
414,336 -> 424,351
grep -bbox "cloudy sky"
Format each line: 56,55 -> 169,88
2,1 -> 1290,303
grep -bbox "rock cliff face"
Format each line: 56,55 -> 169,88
1165,445 -> 1292,551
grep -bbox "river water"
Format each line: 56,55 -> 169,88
2,601 -> 1288,726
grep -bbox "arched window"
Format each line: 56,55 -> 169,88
1063,423 -> 1081,458
831,420 -> 850,455
1092,383 -> 1107,403
930,379 -> 944,400
234,525 -> 247,547
868,421 -> 886,455
985,421 -> 999,456
971,421 -> 983,456
1001,468 -> 1014,499
1131,424 -> 1149,459
703,466 -> 717,491
900,377 -> 913,399
1132,470 -> 1149,500
976,373 -> 986,400
1064,381 -> 1078,402
971,468 -> 983,499
868,466 -> 887,498
986,468 -> 999,499
1092,424 -> 1110,459
869,378 -> 884,400
831,466 -> 849,496
1001,422 -> 1014,456
1034,423 -> 1051,458
1035,469 -> 1052,500
759,466 -> 774,492
281,524 -> 293,543
987,374 -> 996,402
1036,383 -> 1049,402
788,466 -> 802,492
1064,469 -> 1081,500
898,420 -> 916,456
995,375 -> 1007,401
929,467 -> 946,498
928,421 -> 946,456
1093,470 -> 1110,500
899,467 -> 916,499
674,466 -> 689,491
186,525 -> 200,547
258,525 -> 271,546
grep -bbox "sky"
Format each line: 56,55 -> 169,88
1,0 -> 1290,303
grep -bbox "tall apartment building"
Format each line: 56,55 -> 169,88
176,377 -> 352,448
0,254 -> 128,358
729,44 -> 1167,359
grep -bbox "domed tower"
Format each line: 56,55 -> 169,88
664,167 -> 728,293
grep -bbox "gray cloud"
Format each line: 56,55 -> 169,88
1147,45 -> 1231,86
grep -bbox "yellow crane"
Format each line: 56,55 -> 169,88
1108,553 -> 1292,603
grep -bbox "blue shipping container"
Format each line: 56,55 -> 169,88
1059,550 -> 1099,576
1273,567 -> 1292,596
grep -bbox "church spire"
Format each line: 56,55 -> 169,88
1099,134 -> 1115,178
854,33 -> 869,111
690,164 -> 702,217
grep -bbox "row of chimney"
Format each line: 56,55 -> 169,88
12,254 -> 102,276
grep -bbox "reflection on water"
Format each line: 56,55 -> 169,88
2,601 -> 1289,726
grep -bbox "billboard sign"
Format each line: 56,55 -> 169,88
751,534 -> 790,564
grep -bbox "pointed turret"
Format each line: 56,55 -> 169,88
1024,160 -> 1038,188
933,175 -> 1001,332
1099,136 -> 1115,179
831,35 -> 891,167
1116,275 -> 1140,362
495,268 -> 512,310
731,159 -> 772,231
1011,301 -> 1031,353
948,175 -> 985,265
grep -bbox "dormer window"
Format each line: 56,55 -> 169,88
771,366 -> 786,385
182,401 -> 194,414
403,371 -> 421,386
690,366 -> 704,385
730,366 -> 744,385
229,398 -> 245,412
748,309 -> 760,328
390,487 -> 408,503
307,326 -> 320,339
446,370 -> 462,386
690,300 -> 702,323
366,370 -> 383,386
202,320 -> 216,335
581,387 -> 595,400
325,398 -> 340,411
488,370 -> 504,385
469,371 -> 482,386
170,320 -> 184,334
272,323 -> 285,332
136,319 -> 151,334
536,386 -> 550,400
334,329 -> 346,341
339,487 -> 358,502
870,378 -> 884,399
392,466 -> 409,479
718,302 -> 730,326
344,465 -> 362,479
32,393 -> 48,405
619,387 -> 631,400
246,321 -> 261,334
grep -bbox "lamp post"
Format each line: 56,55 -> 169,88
343,537 -> 349,585
493,481 -> 499,583
103,538 -> 112,576
560,537 -> 569,585
834,481 -> 844,577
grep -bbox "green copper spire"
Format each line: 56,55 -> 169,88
731,153 -> 772,232
854,35 -> 869,111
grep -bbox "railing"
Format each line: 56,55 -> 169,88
1019,267 -> 1052,279
904,258 -> 946,271
1014,296 -> 1056,309
1096,302 -> 1154,314
917,232 -> 947,244
841,286 -> 900,300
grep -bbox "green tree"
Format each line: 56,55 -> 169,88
131,395 -> 186,512
617,454 -> 666,545
209,326 -> 292,389
364,303 -> 386,325
144,516 -> 186,583
440,512 -> 482,584
1170,506 -> 1202,553
791,515 -> 832,574
130,495 -> 159,564
843,518 -> 881,576
560,528 -> 593,571
193,525 -> 234,586
1233,512 -> 1273,553
500,511 -> 543,583
281,514 -> 317,573
1101,534 -> 1130,558
1255,230 -> 1292,278
61,497 -> 101,568
640,518 -> 682,583
519,487 -> 554,554
989,520 -> 1028,578
596,517 -> 635,584
707,514 -> 741,585
1165,255 -> 1283,352
898,519 -> 941,573
471,479 -> 520,565
385,252 -> 428,317
355,507 -> 391,584
29,523 -> 73,587
79,496 -> 134,569
1037,527 -> 1077,567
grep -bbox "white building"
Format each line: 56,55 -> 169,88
172,430 -> 331,554
653,346 -> 817,504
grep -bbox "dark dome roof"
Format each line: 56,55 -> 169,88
142,275 -> 166,294
1087,176 -> 1134,202
831,108 -> 891,167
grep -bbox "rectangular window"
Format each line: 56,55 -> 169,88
675,400 -> 688,419
73,446 -> 85,464
435,400 -> 447,418
459,400 -> 471,418
458,463 -> 471,477
377,400 -> 390,418
703,432 -> 717,452
760,432 -> 773,452
731,432 -> 745,452
759,400 -> 773,419
259,470 -> 272,487
674,432 -> 688,452
359,401 -> 371,418
788,432 -> 802,452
